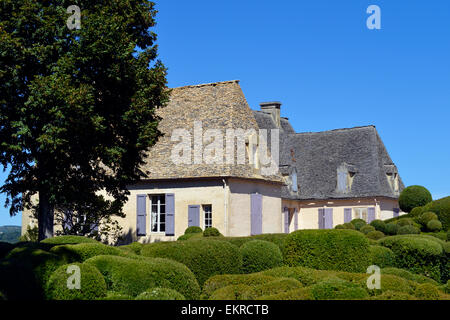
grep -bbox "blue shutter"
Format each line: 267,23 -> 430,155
188,205 -> 200,227
136,195 -> 147,236
393,208 -> 400,218
251,193 -> 263,235
318,208 -> 325,229
294,208 -> 298,230
344,208 -> 352,223
284,207 -> 290,234
325,208 -> 333,229
165,194 -> 175,236
368,207 -> 376,223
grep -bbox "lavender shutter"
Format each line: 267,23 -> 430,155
368,207 -> 376,223
344,208 -> 352,223
284,207 -> 290,233
251,193 -> 262,235
188,205 -> 200,227
294,208 -> 298,230
165,194 -> 175,236
393,208 -> 400,218
136,194 -> 147,236
325,208 -> 333,229
318,208 -> 325,229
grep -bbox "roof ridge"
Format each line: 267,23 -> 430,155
293,125 -> 376,135
171,80 -> 240,90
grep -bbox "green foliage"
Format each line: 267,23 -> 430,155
209,284 -> 252,300
184,226 -> 203,234
260,266 -> 335,287
257,287 -> 313,300
397,218 -> 414,227
118,242 -> 143,255
414,283 -> 440,300
0,0 -> 168,240
398,185 -> 433,213
381,268 -> 439,285
41,235 -> 99,245
177,233 -> 203,241
50,243 -> 122,262
0,242 -> 13,260
350,219 -> 366,231
418,212 -> 438,227
385,222 -> 399,235
98,291 -> 133,300
85,255 -> 200,299
378,235 -> 444,281
45,263 -> 107,300
420,196 -> 450,231
135,288 -> 185,300
309,278 -> 369,300
370,220 -> 387,233
368,290 -> 417,300
203,227 -> 222,237
369,246 -> 395,268
0,226 -> 21,243
19,226 -> 39,242
240,240 -> 283,274
397,225 -> 420,235
335,222 -> 355,230
360,225 -> 376,235
283,229 -> 371,273
410,206 -> 424,217
427,220 -> 442,232
141,239 -> 242,286
366,231 -> 385,240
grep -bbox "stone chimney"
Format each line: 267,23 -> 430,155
260,101 -> 281,128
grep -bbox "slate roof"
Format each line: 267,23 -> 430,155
140,80 -> 283,183
253,110 -> 405,200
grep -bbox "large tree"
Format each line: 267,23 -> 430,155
0,1 -> 168,240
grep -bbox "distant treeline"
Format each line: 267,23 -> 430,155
0,226 -> 21,243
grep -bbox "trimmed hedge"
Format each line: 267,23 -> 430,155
257,287 -> 313,300
360,225 -> 376,235
45,263 -> 107,300
177,233 -> 203,241
141,239 -> 242,285
135,288 -> 185,300
283,229 -> 371,272
366,231 -> 385,240
378,235 -> 444,281
240,240 -> 283,274
0,242 -> 13,260
209,284 -> 252,300
184,226 -> 203,234
370,220 -> 387,233
418,196 -> 450,231
118,242 -> 143,255
41,235 -> 99,245
414,283 -> 440,300
397,225 -> 420,235
381,267 -> 439,285
398,185 -> 432,213
418,212 -> 438,227
309,278 -> 369,300
203,227 -> 222,237
368,290 -> 417,300
50,243 -> 123,262
350,219 -> 366,231
369,246 -> 395,268
385,223 -> 399,235
260,266 -> 337,287
100,292 -> 133,300
427,220 -> 442,232
85,255 -> 200,299
397,218 -> 414,227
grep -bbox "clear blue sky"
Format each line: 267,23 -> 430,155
1,0 -> 449,226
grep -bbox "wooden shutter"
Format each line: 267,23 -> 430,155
344,208 -> 352,223
368,207 -> 376,223
294,208 -> 298,230
318,208 -> 325,229
188,205 -> 200,227
251,193 -> 262,235
284,207 -> 289,234
325,208 -> 333,229
136,194 -> 147,236
165,194 -> 175,236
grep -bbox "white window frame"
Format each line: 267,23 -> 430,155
203,204 -> 212,229
150,194 -> 166,233
353,207 -> 368,222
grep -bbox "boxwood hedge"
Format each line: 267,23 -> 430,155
283,229 -> 371,272
50,243 -> 123,262
369,245 -> 395,268
381,267 -> 439,285
141,239 -> 242,285
240,240 -> 283,274
135,288 -> 185,300
45,263 -> 107,300
85,255 -> 200,299
41,235 -> 99,245
309,278 -> 369,300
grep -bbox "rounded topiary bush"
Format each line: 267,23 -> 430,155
369,246 -> 395,268
360,225 -> 376,235
334,224 -> 345,229
41,235 -> 99,245
177,233 -> 203,241
118,242 -> 143,255
397,218 -> 414,227
381,267 -> 439,285
85,255 -> 200,299
366,231 -> 385,240
397,225 -> 420,235
100,292 -> 133,300
427,220 -> 442,232
370,220 -> 386,233
240,240 -> 283,274
414,283 -> 440,300
283,229 -> 371,273
343,223 -> 355,230
310,278 -> 369,300
418,212 -> 438,227
398,185 -> 432,213
50,243 -> 122,262
420,196 -> 450,231
184,226 -> 203,234
410,206 -> 424,217
203,227 -> 222,237
350,219 -> 366,231
45,263 -> 107,300
141,239 -> 242,286
135,288 -> 185,300
385,222 -> 399,235
379,235 -> 444,281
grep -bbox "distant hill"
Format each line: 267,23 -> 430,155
0,225 -> 21,243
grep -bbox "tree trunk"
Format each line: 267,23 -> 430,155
38,191 -> 54,241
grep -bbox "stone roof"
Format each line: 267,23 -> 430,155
253,110 -> 405,200
140,81 -> 283,183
